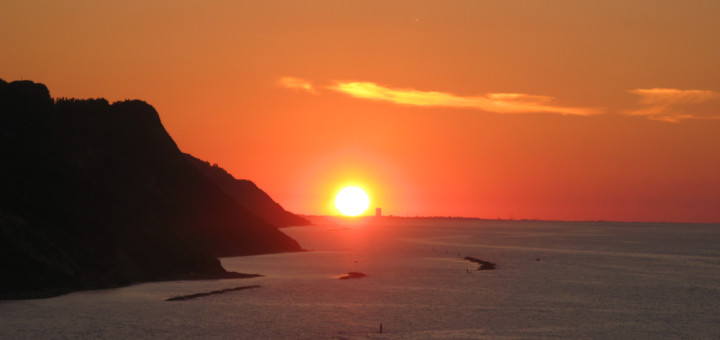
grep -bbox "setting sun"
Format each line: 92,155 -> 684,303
334,186 -> 370,216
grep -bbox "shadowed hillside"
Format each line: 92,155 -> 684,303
185,154 -> 310,227
0,79 -> 301,299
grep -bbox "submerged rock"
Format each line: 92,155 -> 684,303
464,256 -> 496,270
165,285 -> 261,301
338,272 -> 366,279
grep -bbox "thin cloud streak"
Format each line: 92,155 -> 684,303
626,88 -> 720,122
329,82 -> 600,116
278,78 -> 718,122
278,77 -> 316,94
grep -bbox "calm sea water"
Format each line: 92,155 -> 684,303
1,217 -> 719,339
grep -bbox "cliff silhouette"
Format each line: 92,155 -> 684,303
185,154 -> 310,227
0,79 -> 302,299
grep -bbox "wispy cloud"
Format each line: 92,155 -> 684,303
328,82 -> 599,116
278,76 -> 316,94
277,77 -> 719,122
625,88 -> 720,122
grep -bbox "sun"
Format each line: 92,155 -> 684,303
335,186 -> 370,216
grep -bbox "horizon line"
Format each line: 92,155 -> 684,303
298,214 -> 719,225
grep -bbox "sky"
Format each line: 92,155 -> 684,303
2,0 -> 720,222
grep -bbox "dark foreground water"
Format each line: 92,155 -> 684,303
1,217 -> 719,339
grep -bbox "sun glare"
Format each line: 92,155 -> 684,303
335,186 -> 370,216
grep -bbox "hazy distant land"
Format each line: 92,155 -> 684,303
303,214 -> 714,225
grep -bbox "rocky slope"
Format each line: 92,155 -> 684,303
185,154 -> 310,227
0,79 -> 301,299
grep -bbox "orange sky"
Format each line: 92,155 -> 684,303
3,1 -> 720,222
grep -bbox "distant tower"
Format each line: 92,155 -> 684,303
375,208 -> 381,217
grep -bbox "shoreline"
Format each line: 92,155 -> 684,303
0,271 -> 261,301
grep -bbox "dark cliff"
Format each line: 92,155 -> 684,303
185,154 -> 310,227
0,79 -> 301,299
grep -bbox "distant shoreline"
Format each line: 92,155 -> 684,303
298,215 -> 719,225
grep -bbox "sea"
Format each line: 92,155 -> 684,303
1,217 -> 719,339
